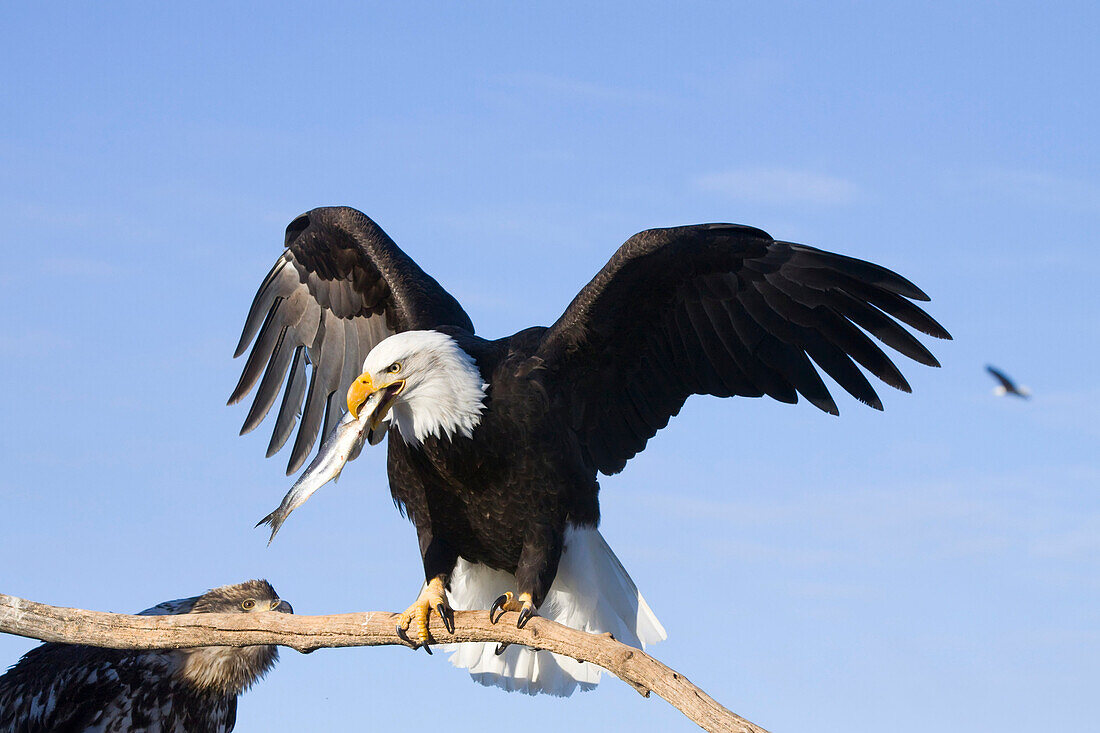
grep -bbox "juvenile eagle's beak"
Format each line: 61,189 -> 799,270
347,372 -> 405,428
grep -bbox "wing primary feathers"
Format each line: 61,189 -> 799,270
241,288 -> 314,434
752,279 -> 912,393
287,315 -> 328,475
762,267 -> 942,368
267,346 -> 307,457
287,311 -> 346,474
323,392 -> 342,444
849,280 -> 951,340
787,242 -> 931,301
288,363 -> 323,475
802,332 -> 883,410
754,334 -> 839,414
233,257 -> 294,358
824,289 -> 941,367
241,324 -> 292,435
793,268 -> 951,340
812,306 -> 911,392
229,298 -> 284,408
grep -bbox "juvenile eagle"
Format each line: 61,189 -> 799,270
0,580 -> 291,732
229,207 -> 950,694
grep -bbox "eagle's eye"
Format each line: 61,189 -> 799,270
386,362 -> 402,374
241,599 -> 256,610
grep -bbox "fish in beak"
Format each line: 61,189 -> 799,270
257,405 -> 376,544
257,372 -> 408,544
347,372 -> 406,430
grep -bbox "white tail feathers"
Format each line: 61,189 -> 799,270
442,526 -> 666,696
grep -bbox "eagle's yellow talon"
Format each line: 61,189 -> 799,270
489,591 -> 537,628
396,577 -> 451,653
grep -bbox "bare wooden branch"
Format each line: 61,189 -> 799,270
0,592 -> 769,733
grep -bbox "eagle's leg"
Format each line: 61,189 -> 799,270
396,575 -> 453,654
396,533 -> 458,653
489,525 -> 562,631
396,572 -> 451,647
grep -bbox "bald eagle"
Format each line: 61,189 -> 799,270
986,364 -> 1030,398
0,580 -> 291,732
229,207 -> 950,695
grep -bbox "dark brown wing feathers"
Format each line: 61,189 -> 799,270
537,224 -> 950,475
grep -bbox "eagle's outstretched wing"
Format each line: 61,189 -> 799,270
535,224 -> 951,475
986,365 -> 1016,391
229,207 -> 473,474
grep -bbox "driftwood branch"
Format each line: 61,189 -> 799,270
0,592 -> 768,733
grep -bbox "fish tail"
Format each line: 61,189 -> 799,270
256,510 -> 285,545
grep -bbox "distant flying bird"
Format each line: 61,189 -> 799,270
0,580 -> 291,733
987,365 -> 1030,398
229,207 -> 950,695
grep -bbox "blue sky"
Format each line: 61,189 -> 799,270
1,2 -> 1098,731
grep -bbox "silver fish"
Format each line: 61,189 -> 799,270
257,393 -> 386,544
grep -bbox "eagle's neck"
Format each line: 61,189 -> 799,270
175,645 -> 278,696
392,338 -> 488,446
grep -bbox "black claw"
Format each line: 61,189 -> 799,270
494,642 -> 510,656
489,594 -> 508,624
396,623 -> 413,647
517,605 -> 533,629
436,603 -> 455,634
422,642 -> 433,655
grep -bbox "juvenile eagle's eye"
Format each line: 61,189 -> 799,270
241,599 -> 256,611
386,362 -> 402,374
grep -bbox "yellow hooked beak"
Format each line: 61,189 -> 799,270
347,371 -> 406,427
347,373 -> 375,420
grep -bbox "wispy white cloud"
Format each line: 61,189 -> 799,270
694,167 -> 861,206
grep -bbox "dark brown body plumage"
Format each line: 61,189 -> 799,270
388,327 -> 599,605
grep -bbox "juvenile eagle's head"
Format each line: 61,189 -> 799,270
346,330 -> 488,446
174,579 -> 291,696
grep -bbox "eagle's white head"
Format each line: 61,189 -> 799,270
347,330 -> 488,445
